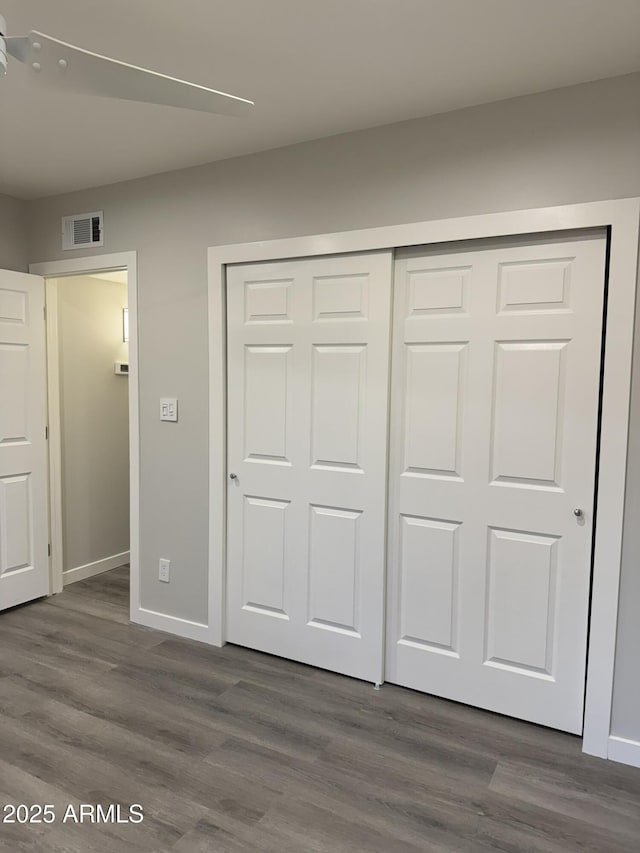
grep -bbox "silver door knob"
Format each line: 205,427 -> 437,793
574,508 -> 584,518
229,473 -> 238,480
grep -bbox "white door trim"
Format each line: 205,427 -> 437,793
29,252 -> 140,622
44,278 -> 63,594
209,198 -> 640,762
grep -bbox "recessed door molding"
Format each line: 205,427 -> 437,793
209,198 -> 640,762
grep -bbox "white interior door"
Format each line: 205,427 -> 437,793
386,232 -> 607,733
0,270 -> 49,612
226,251 -> 392,683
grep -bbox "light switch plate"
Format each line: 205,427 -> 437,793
160,398 -> 178,422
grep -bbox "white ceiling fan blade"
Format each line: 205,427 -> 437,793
10,31 -> 254,116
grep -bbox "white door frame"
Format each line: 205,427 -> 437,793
209,199 -> 640,762
29,252 -> 140,620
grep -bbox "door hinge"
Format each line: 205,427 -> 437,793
48,544 -> 51,557
45,425 -> 49,440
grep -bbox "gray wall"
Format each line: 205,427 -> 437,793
26,73 -> 640,738
612,289 -> 640,738
57,275 -> 130,576
0,193 -> 28,272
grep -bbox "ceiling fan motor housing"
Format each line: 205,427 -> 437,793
0,15 -> 7,74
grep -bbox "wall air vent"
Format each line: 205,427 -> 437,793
62,211 -> 104,250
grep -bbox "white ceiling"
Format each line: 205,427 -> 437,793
2,0 -> 640,200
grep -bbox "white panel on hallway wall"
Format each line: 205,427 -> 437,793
244,345 -> 292,465
0,344 -> 28,444
485,527 -> 558,676
311,344 -> 365,470
242,496 -> 289,618
403,343 -> 466,479
0,474 -> 32,575
398,514 -> 460,654
308,505 -> 361,635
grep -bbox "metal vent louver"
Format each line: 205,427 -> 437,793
62,211 -> 103,250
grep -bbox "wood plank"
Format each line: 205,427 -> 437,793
1,566 -> 639,852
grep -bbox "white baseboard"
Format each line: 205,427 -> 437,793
608,735 -> 640,768
63,551 -> 130,586
131,606 -> 210,643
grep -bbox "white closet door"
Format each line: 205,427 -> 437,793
226,251 -> 392,683
0,270 -> 49,612
386,232 -> 607,733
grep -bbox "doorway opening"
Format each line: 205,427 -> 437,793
45,270 -> 131,606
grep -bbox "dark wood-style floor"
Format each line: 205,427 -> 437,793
1,567 -> 639,852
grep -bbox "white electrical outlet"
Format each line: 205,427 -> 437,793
158,558 -> 170,583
